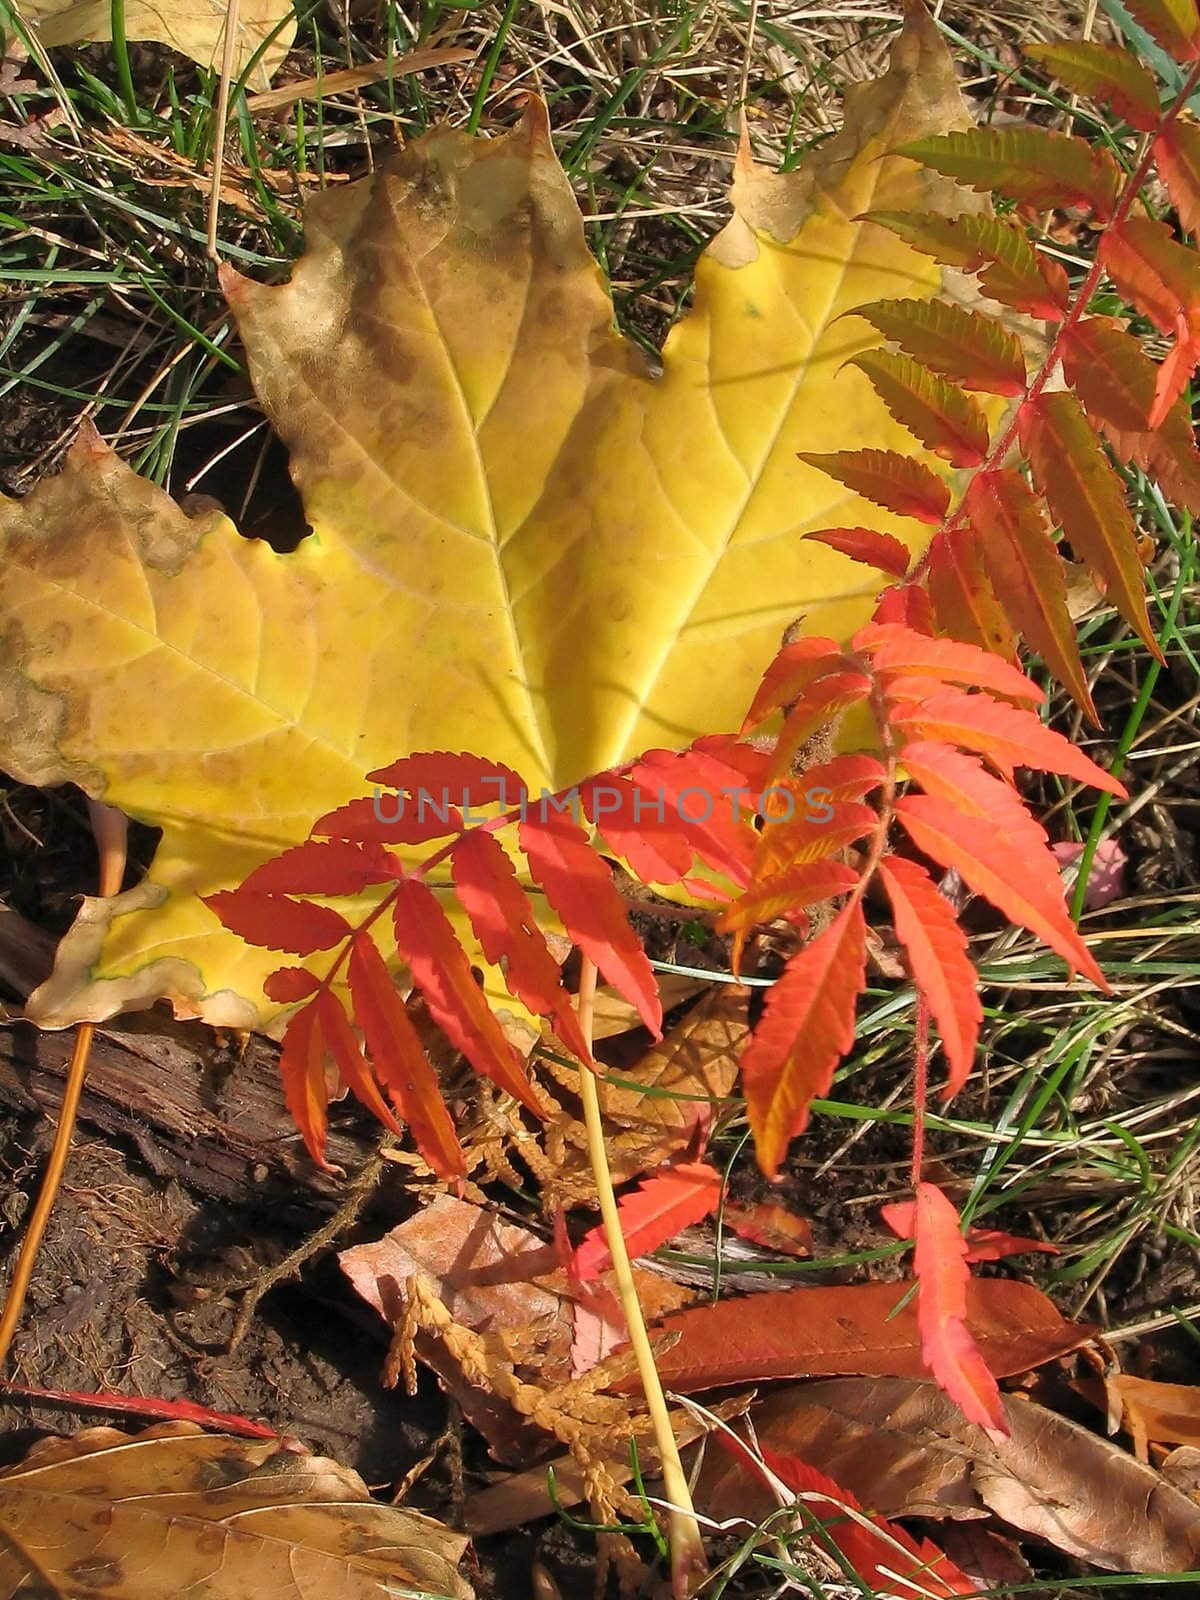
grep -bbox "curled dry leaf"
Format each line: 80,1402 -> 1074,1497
0,6 -> 982,1033
0,1421 -> 471,1598
20,0 -> 296,86
338,1195 -> 692,1464
697,1377 -> 1200,1573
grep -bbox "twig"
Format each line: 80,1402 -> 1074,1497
574,957 -> 707,1597
0,801 -> 128,1368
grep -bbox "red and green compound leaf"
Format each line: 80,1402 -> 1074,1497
1155,118 -> 1200,233
802,526 -> 912,578
846,349 -> 991,466
859,210 -> 1069,319
796,448 -> 950,524
852,296 -> 1027,395
1023,41 -> 1162,131
898,126 -> 1122,218
927,525 -> 1019,660
1123,0 -> 1200,61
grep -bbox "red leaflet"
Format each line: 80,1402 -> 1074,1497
277,1003 -> 334,1170
854,297 -> 1026,396
860,210 -> 1069,320
900,127 -> 1121,219
848,349 -> 990,466
873,581 -> 935,632
853,621 -> 1043,704
803,525 -> 912,577
719,861 -> 859,970
742,636 -> 844,729
313,987 -> 403,1136
884,1182 -> 1007,1434
1019,391 -> 1162,658
314,793 -> 464,845
206,889 -> 350,956
928,526 -> 1018,662
894,793 -> 1107,988
390,877 -> 541,1110
742,901 -> 867,1177
752,801 -> 878,878
0,1382 -> 278,1440
796,752 -> 889,802
572,1161 -> 722,1280
899,741 -> 1050,857
367,751 -> 527,809
1024,41 -> 1161,132
965,469 -> 1096,718
519,809 -> 662,1036
581,773 -> 693,884
629,747 -> 756,884
451,827 -> 590,1061
797,447 -> 950,524
964,1228 -> 1059,1263
1124,0 -> 1200,62
690,734 -> 772,791
1061,316 -> 1156,432
888,683 -> 1127,795
264,966 -> 321,1003
1101,217 -> 1197,335
239,838 -> 398,896
769,671 -> 873,780
879,856 -> 980,1098
347,933 -> 464,1180
1156,120 -> 1200,234
737,1442 -> 974,1596
724,1202 -> 812,1257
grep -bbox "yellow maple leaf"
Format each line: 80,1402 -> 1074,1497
0,6 -> 985,1032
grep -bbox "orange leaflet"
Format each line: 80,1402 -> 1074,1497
802,525 -> 912,577
1019,390 -> 1163,657
519,808 -> 662,1036
853,296 -> 1026,395
724,1201 -> 812,1257
853,620 -> 1043,703
277,1003 -> 335,1171
742,636 -> 844,729
206,889 -> 350,956
878,856 -> 981,1097
1155,120 -> 1200,234
881,1201 -> 1058,1263
630,747 -> 757,884
890,1182 -> 1007,1434
742,901 -> 867,1177
848,349 -> 990,466
264,965 -> 321,1003
797,447 -> 950,524
858,210 -> 1069,319
313,986 -> 404,1139
572,1161 -> 723,1280
366,750 -> 527,808
390,877 -> 542,1111
964,468 -> 1096,718
581,773 -> 693,885
1124,0 -> 1200,63
927,525 -> 1019,662
887,682 -> 1127,795
347,932 -> 465,1180
451,827 -> 591,1062
1024,41 -> 1161,132
872,580 -> 935,632
768,671 -> 873,781
899,740 -> 1051,855
894,793 -> 1108,989
899,126 -> 1121,218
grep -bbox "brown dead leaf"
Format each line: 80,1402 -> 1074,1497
338,1195 -> 692,1463
698,1377 -> 1200,1573
0,1421 -> 471,1597
22,0 -> 295,86
1097,1374 -> 1200,1460
638,1278 -> 1096,1393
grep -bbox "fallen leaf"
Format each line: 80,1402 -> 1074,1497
0,1421 -> 471,1598
0,7 -> 986,1032
698,1377 -> 1200,1573
1105,1374 -> 1200,1459
1052,838 -> 1129,909
572,1161 -> 722,1280
338,1194 -> 692,1462
632,1278 -> 1095,1392
22,0 -> 296,86
723,1201 -> 812,1257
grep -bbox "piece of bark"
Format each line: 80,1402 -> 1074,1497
0,906 -> 370,1212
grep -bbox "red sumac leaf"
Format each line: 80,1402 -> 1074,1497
240,838 -> 398,896
879,856 -> 980,1097
572,1161 -> 722,1280
1024,41 -> 1161,131
928,526 -> 1018,661
314,988 -> 403,1136
853,621 -> 1043,704
1124,0 -> 1200,62
894,793 -> 1107,988
861,210 -> 1069,319
314,794 -> 464,845
264,966 -> 321,1003
367,751 -> 527,808
207,889 -> 351,956
900,742 -> 1050,858
743,901 -> 867,1177
390,877 -> 540,1111
899,1182 -> 1007,1434
873,581 -> 936,632
519,809 -> 662,1036
797,447 -> 950,524
1156,119 -> 1200,233
803,525 -> 912,577
724,1202 -> 813,1258
278,1003 -> 334,1171
847,349 -> 990,466
347,933 -> 464,1180
743,636 -> 844,729
581,773 -> 694,884
899,127 -> 1121,218
854,297 -> 1026,395
629,747 -> 756,884
451,827 -> 590,1060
